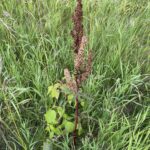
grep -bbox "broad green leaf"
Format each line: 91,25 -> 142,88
49,125 -> 62,135
68,94 -> 74,101
67,94 -> 74,104
51,88 -> 60,99
48,86 -> 53,94
64,121 -> 75,133
45,110 -> 57,124
48,84 -> 60,99
57,107 -> 64,117
63,114 -> 72,120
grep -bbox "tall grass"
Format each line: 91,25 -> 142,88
0,0 -> 150,149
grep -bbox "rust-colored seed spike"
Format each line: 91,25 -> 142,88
71,0 -> 83,53
81,51 -> 92,82
65,0 -> 92,145
74,36 -> 87,71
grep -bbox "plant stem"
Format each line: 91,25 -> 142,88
73,95 -> 79,145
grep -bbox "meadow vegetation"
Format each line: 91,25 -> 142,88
0,0 -> 150,149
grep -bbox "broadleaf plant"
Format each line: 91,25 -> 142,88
45,83 -> 84,140
44,0 -> 92,146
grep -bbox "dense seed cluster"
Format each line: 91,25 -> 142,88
64,0 -> 92,145
71,0 -> 84,54
64,0 -> 92,92
64,68 -> 77,93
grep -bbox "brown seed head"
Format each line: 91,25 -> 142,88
74,36 -> 87,70
81,51 -> 92,82
71,0 -> 83,53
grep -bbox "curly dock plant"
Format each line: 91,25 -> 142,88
64,0 -> 92,144
45,0 -> 92,146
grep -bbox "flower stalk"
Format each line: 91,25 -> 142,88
64,0 -> 92,145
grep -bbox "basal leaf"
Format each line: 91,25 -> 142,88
48,84 -> 60,99
67,94 -> 74,104
45,110 -> 57,124
49,125 -> 62,135
57,107 -> 64,117
51,88 -> 60,99
64,121 -> 75,133
68,94 -> 74,101
48,86 -> 53,94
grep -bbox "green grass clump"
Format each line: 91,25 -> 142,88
0,0 -> 150,149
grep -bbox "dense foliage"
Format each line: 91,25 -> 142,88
0,0 -> 150,149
